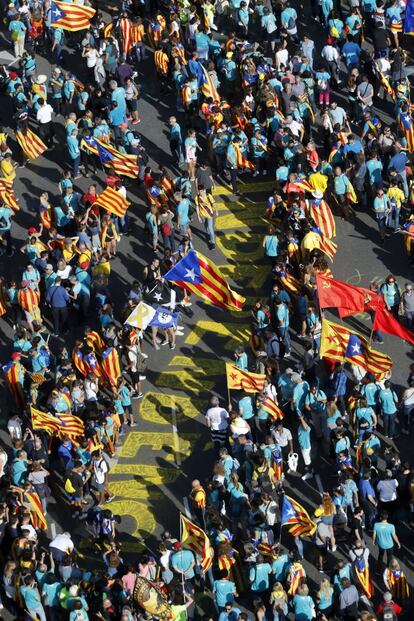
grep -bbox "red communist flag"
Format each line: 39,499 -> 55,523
373,307 -> 414,345
316,274 -> 383,315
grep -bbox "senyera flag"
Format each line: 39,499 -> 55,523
181,514 -> 214,573
50,0 -> 96,31
164,249 -> 245,311
94,186 -> 130,218
16,128 -> 47,160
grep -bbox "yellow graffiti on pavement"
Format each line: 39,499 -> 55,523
185,321 -> 250,346
110,480 -> 163,500
216,212 -> 267,231
140,390 -> 205,425
104,499 -> 156,551
118,430 -> 198,460
153,368 -> 215,391
111,464 -> 181,483
169,355 -> 224,375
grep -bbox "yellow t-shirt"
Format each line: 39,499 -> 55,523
387,186 -> 405,208
0,159 -> 16,183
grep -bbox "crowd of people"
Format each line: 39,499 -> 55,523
1,0 -> 414,619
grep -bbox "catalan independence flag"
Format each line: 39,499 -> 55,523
85,330 -> 105,354
226,363 -> 266,393
164,249 -> 245,311
17,288 -> 40,312
260,396 -> 284,421
16,128 -> 47,160
309,200 -> 336,239
72,347 -> 88,377
0,179 -> 19,211
56,413 -> 85,438
234,143 -> 255,171
81,136 -> 139,178
320,319 -> 392,377
101,346 -> 121,387
3,360 -> 25,406
119,16 -> 133,54
181,514 -> 214,573
271,452 -> 283,481
197,63 -> 220,101
94,186 -> 130,217
24,491 -> 47,530
31,406 -> 61,435
281,495 -> 317,538
50,0 -> 96,31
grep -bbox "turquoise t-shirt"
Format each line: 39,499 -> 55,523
213,579 -> 236,607
379,389 -> 398,414
239,396 -> 254,420
265,234 -> 278,257
374,521 -> 395,549
298,425 -> 311,450
249,562 -> 272,592
293,594 -> 315,621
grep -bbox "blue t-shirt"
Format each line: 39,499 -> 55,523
378,389 -> 398,414
213,580 -> 236,607
239,396 -> 254,420
293,594 -> 315,621
249,562 -> 272,592
341,42 -> 361,66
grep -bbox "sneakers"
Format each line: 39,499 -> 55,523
139,375 -> 146,381
140,352 -> 148,359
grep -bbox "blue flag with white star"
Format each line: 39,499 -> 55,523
345,333 -> 364,358
163,249 -> 202,284
281,495 -> 298,525
97,142 -> 114,164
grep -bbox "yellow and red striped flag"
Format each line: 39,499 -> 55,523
16,128 -> 47,160
94,186 -> 130,217
198,63 -> 220,101
226,363 -> 266,393
56,413 -> 85,438
103,21 -> 114,39
101,346 -> 121,387
24,491 -> 47,530
50,1 -> 96,31
318,235 -> 337,262
3,360 -> 25,406
164,249 -> 245,311
271,452 -> 283,481
234,143 -> 254,170
119,16 -> 133,54
0,179 -> 19,211
309,200 -> 336,239
320,318 -> 392,377
260,396 -> 284,420
31,406 -> 61,435
181,514 -> 214,573
85,330 -> 105,354
82,137 -> 139,178
281,495 -> 317,538
17,288 -> 40,312
72,347 -> 88,377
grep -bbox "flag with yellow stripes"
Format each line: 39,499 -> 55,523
94,186 -> 130,217
16,128 -> 47,160
181,514 -> 214,573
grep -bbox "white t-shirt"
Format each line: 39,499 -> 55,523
93,457 -> 109,484
205,406 -> 229,431
37,104 -> 54,124
84,379 -> 98,400
50,533 -> 74,553
272,427 -> 292,447
85,49 -> 99,68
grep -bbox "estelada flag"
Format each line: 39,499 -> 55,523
50,0 -> 96,31
281,495 -> 317,538
81,136 -> 139,178
0,179 -> 19,211
260,396 -> 284,420
55,413 -> 84,438
181,514 -> 214,573
24,491 -> 47,530
373,306 -> 414,345
101,347 -> 121,387
16,128 -> 47,160
309,200 -> 336,239
31,406 -> 61,435
271,452 -> 283,481
316,274 -> 384,314
85,330 -> 105,354
94,186 -> 130,217
164,249 -> 245,312
72,348 -> 88,377
226,363 -> 266,393
320,319 -> 392,377
234,143 -> 254,171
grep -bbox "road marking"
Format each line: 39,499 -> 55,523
118,431 -> 197,459
171,400 -> 181,466
50,522 -> 56,539
140,391 -> 205,425
154,368 -> 215,391
183,496 -> 192,518
315,474 -> 324,494
111,464 -> 181,482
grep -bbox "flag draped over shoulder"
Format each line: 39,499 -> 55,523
101,347 -> 121,386
320,319 -> 392,376
50,0 -> 96,31
164,249 -> 245,311
0,179 -> 19,211
234,143 -> 255,170
181,514 -> 214,573
309,200 -> 336,239
373,306 -> 414,345
260,396 -> 284,420
94,186 -> 130,217
24,491 -> 47,530
81,136 -> 139,178
16,129 -> 47,160
281,495 -> 317,537
226,363 -> 266,393
31,406 -> 61,435
197,63 -> 220,101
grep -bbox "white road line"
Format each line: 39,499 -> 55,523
315,474 -> 324,494
50,521 -> 56,539
171,402 -> 181,466
183,496 -> 192,518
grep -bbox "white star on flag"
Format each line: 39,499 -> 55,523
351,343 -> 361,354
184,268 -> 197,281
153,292 -> 163,301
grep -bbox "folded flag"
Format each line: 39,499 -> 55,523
316,274 -> 384,315
16,128 -> 47,160
149,307 -> 179,329
164,249 -> 245,311
226,363 -> 266,393
31,406 -> 61,434
181,514 -> 214,573
281,494 -> 317,537
125,301 -> 156,329
373,306 -> 414,345
50,0 -> 96,31
101,346 -> 121,387
234,143 -> 254,171
0,179 -> 19,211
197,62 -> 220,101
94,186 -> 130,217
320,318 -> 392,377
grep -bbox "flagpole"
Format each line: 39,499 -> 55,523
368,298 -> 381,347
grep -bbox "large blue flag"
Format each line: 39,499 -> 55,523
164,250 -> 202,284
404,0 -> 414,34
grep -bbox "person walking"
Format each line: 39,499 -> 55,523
195,184 -> 218,249
46,276 -> 70,335
373,511 -> 401,570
